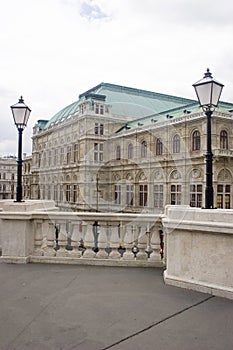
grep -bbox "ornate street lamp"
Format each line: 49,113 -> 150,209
193,69 -> 224,208
11,96 -> 31,202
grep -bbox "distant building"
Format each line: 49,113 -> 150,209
0,156 -> 17,200
23,154 -> 32,199
29,82 -> 233,212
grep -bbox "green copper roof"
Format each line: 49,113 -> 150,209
116,100 -> 233,133
43,83 -> 196,129
83,83 -> 195,117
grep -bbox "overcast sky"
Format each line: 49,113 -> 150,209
1,0 -> 233,156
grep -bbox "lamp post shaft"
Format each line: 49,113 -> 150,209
16,128 -> 23,202
205,110 -> 213,209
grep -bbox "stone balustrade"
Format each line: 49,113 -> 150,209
0,201 -> 164,267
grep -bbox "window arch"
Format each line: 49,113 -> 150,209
128,143 -> 133,159
116,145 -> 121,160
156,138 -> 163,155
141,140 -> 147,157
192,130 -> 201,151
173,134 -> 180,153
220,130 -> 228,150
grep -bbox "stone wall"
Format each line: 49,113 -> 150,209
163,205 -> 233,299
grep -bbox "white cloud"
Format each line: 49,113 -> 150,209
0,0 -> 232,155
80,0 -> 108,20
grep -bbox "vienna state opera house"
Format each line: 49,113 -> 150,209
25,82 -> 233,213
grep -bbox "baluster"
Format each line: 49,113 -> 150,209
56,222 -> 68,257
119,222 -> 125,247
122,224 -> 135,260
136,225 -> 148,260
33,220 -> 43,256
96,223 -> 108,259
108,224 -> 121,260
149,227 -> 162,262
131,225 -> 139,257
145,223 -> 153,255
93,221 -> 100,252
80,222 -> 87,254
42,222 -> 56,257
83,222 -> 96,258
105,223 -> 111,256
66,221 -> 73,251
54,223 -> 60,252
68,221 -> 82,258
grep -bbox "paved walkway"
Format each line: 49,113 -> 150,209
0,262 -> 233,350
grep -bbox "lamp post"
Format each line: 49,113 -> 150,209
193,69 -> 224,209
10,96 -> 31,202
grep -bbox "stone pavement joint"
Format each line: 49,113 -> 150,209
101,295 -> 215,350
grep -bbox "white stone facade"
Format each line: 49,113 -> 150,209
27,83 -> 233,213
0,157 -> 17,200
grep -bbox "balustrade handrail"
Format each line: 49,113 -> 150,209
1,209 -> 164,267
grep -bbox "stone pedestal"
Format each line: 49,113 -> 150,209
0,200 -> 57,263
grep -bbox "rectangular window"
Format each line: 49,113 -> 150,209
73,185 -> 77,203
95,123 -> 99,134
66,185 -> 71,202
171,184 -> 182,205
48,185 -> 51,200
126,184 -> 134,206
139,184 -> 148,206
73,144 -> 78,163
60,185 -> 63,202
67,146 -> 71,164
95,104 -> 100,114
115,185 -> 121,205
94,123 -> 104,135
190,184 -> 202,207
217,184 -> 231,209
94,143 -> 103,162
100,123 -> 104,135
95,104 -> 104,115
81,104 -> 86,114
154,184 -> 163,208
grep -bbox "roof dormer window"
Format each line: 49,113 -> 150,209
95,103 -> 104,115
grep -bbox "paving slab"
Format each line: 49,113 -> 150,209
0,262 -> 232,350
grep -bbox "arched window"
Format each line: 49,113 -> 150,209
173,134 -> 180,153
128,143 -> 133,159
156,138 -> 163,155
192,130 -> 201,151
116,145 -> 121,160
220,130 -> 228,150
141,141 -> 147,157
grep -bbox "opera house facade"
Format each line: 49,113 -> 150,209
29,82 -> 233,212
